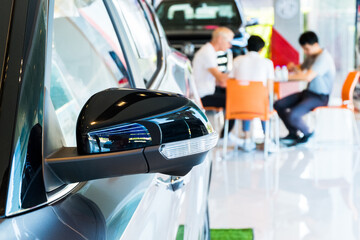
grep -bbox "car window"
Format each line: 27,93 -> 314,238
157,0 -> 241,30
50,0 -> 131,146
113,0 -> 159,85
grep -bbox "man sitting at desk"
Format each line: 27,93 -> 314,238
192,27 -> 244,145
274,31 -> 336,145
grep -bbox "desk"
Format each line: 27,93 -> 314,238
274,81 -> 307,100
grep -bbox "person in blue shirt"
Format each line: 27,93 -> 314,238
274,31 -> 336,145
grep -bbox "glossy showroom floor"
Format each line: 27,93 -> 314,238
207,111 -> 360,240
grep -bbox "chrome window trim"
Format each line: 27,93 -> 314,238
147,36 -> 167,90
139,0 -> 166,89
43,0 -> 53,96
101,0 -> 137,88
5,183 -> 79,217
46,183 -> 79,204
145,2 -> 168,90
104,0 -> 146,89
106,0 -> 166,89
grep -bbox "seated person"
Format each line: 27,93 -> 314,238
192,27 -> 243,145
229,35 -> 275,151
274,31 -> 336,145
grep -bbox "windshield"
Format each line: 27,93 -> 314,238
157,0 -> 241,31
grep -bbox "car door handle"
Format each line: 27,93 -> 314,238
169,176 -> 185,191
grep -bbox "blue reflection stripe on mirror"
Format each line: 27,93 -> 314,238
90,124 -> 147,134
88,123 -> 152,153
88,123 -> 150,136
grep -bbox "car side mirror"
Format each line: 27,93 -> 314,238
45,88 -> 217,184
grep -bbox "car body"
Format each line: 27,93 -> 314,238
0,0 -> 216,239
156,0 -> 253,72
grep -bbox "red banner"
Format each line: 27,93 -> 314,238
271,27 -> 299,67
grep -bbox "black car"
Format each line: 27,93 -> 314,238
156,0 -> 255,71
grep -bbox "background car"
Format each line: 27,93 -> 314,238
156,0 -> 256,72
0,0 -> 216,239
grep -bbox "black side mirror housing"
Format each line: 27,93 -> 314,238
45,88 -> 217,184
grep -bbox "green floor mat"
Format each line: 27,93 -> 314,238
176,225 -> 253,240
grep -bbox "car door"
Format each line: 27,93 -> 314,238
139,2 -> 212,239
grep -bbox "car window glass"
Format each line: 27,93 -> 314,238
50,0 -> 130,146
157,1 -> 241,30
168,3 -> 237,20
114,0 -> 158,84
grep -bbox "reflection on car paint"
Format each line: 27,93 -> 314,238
1,194 -> 106,239
21,124 -> 47,209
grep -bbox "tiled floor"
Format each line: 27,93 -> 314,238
208,112 -> 360,239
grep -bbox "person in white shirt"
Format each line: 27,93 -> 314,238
193,27 -> 242,144
230,35 -> 275,151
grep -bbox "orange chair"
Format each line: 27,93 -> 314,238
223,79 -> 280,158
340,71 -> 359,110
312,71 -> 360,145
314,71 -> 359,111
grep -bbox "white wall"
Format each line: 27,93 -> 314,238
304,0 -> 356,98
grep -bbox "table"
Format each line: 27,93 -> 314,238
274,81 -> 307,100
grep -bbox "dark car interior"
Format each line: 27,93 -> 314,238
158,0 -> 241,30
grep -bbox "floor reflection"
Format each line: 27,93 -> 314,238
209,145 -> 360,240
